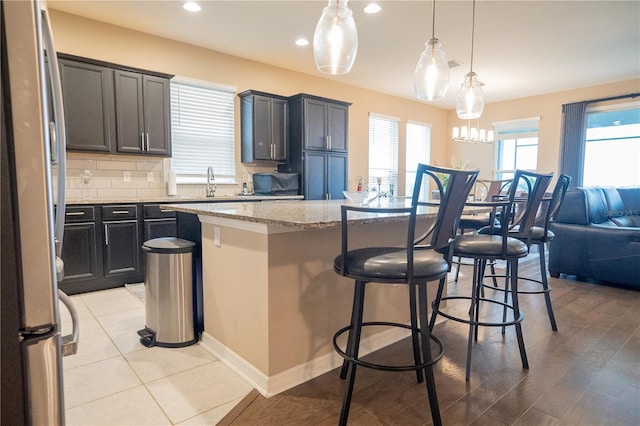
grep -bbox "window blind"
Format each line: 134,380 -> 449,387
493,116 -> 540,139
368,113 -> 399,194
170,78 -> 236,182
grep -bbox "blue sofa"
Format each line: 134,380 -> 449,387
548,187 -> 640,287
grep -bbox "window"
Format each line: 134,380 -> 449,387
170,77 -> 236,183
368,113 -> 399,194
405,121 -> 431,197
583,103 -> 640,187
494,117 -> 540,180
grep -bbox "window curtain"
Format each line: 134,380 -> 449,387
559,102 -> 587,187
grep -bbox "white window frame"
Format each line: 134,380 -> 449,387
170,76 -> 237,184
405,120 -> 431,197
368,113 -> 399,195
493,116 -> 540,180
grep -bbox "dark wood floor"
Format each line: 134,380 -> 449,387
220,259 -> 640,425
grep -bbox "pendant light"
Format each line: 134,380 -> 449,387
313,0 -> 358,75
456,0 -> 484,119
414,1 -> 449,101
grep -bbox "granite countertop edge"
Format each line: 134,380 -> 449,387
64,195 -> 304,205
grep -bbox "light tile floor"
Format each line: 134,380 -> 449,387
60,287 -> 252,425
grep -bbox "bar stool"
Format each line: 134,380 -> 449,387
333,164 -> 478,426
429,170 -> 553,381
480,174 -> 572,331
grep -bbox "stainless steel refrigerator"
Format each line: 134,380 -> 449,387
1,0 -> 78,424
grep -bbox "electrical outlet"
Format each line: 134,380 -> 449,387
214,226 -> 221,247
123,171 -> 131,182
147,172 -> 154,182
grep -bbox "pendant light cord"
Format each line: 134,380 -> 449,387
431,0 -> 436,39
470,0 -> 476,72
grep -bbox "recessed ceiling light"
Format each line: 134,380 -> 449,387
183,2 -> 201,12
363,3 -> 381,14
295,38 -> 309,47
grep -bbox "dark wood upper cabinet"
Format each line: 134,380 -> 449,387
239,90 -> 288,162
280,93 -> 351,200
58,54 -> 172,157
115,70 -> 171,156
59,59 -> 115,153
298,95 -> 349,152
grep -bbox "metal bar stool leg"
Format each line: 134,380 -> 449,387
466,260 -> 481,381
429,277 -> 446,332
410,284 -> 424,383
418,283 -> 442,426
538,242 -> 558,331
509,260 -> 529,370
340,280 -> 366,380
501,261 -> 511,335
339,281 -> 366,426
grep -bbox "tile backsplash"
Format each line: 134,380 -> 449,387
54,153 -> 277,202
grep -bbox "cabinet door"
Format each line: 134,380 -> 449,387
143,75 -> 171,156
327,103 -> 348,151
253,96 -> 273,160
61,222 -> 99,282
103,220 -> 140,277
114,70 -> 145,154
143,219 -> 177,241
271,98 -> 288,160
327,153 -> 347,200
304,151 -> 327,200
303,99 -> 328,150
59,59 -> 115,152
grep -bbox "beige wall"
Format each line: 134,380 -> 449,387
50,10 -> 639,193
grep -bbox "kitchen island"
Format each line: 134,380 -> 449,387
168,199 -> 446,397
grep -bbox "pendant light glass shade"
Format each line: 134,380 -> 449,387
313,0 -> 358,75
456,71 -> 484,119
456,0 -> 484,119
414,38 -> 449,101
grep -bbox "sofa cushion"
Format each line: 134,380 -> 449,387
602,187 -> 626,218
555,189 -> 589,225
585,187 -> 609,224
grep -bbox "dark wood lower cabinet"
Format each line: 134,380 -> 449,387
103,220 -> 140,277
61,222 -> 99,282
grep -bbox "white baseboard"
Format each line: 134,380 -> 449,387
199,325 -> 413,398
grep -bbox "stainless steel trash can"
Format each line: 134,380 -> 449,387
138,237 -> 197,348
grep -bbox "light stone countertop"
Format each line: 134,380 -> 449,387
64,194 -> 304,205
166,198 -> 445,230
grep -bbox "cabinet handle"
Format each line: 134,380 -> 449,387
327,135 -> 332,150
159,209 -> 172,213
112,210 -> 130,214
65,212 -> 85,216
145,133 -> 150,151
104,224 -> 109,246
140,133 -> 145,151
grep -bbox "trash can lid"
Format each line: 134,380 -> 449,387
142,237 -> 195,254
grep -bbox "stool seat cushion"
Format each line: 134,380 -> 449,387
454,234 -> 528,259
477,225 -> 555,242
334,247 -> 449,282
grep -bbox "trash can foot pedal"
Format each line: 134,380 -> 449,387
137,328 -> 156,348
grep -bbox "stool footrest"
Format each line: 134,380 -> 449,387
333,321 -> 444,372
433,296 -> 524,327
482,274 -> 551,295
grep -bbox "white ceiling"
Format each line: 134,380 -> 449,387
48,0 -> 640,109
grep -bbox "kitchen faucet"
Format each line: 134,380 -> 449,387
206,166 -> 216,197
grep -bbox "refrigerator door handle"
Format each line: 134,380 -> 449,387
41,6 -> 67,257
58,289 -> 78,356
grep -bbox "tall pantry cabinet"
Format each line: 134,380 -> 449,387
280,94 -> 351,200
